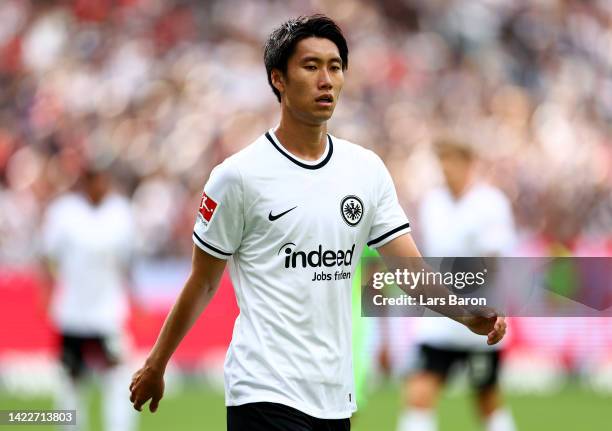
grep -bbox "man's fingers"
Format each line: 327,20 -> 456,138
131,386 -> 150,412
129,372 -> 141,392
487,323 -> 506,345
494,320 -> 503,333
487,329 -> 501,344
149,396 -> 160,413
491,316 -> 506,338
129,365 -> 165,414
133,398 -> 146,412
487,331 -> 500,345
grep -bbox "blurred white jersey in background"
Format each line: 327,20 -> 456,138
42,192 -> 134,335
414,182 -> 516,351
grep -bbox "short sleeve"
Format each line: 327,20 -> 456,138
366,155 -> 411,248
192,161 -> 244,259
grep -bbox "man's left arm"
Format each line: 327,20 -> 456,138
377,233 -> 507,345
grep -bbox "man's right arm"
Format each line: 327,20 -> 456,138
129,244 -> 227,412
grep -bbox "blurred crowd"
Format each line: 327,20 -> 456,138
1,0 -> 611,264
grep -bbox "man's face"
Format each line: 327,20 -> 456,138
84,172 -> 110,204
437,148 -> 471,190
273,37 -> 344,125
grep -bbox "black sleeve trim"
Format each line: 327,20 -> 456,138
193,232 -> 232,256
367,222 -> 411,247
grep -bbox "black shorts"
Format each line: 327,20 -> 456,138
227,402 -> 350,431
60,333 -> 121,378
416,344 -> 500,390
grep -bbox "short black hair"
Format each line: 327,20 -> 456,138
264,14 -> 349,103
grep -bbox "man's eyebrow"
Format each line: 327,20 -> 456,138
300,55 -> 343,64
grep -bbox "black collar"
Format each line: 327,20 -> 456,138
265,131 -> 333,170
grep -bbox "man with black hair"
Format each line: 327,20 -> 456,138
129,15 -> 506,430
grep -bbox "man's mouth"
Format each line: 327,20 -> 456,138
315,95 -> 334,106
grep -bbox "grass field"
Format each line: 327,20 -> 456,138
1,383 -> 610,430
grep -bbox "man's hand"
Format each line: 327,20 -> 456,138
377,235 -> 507,345
129,363 -> 165,412
463,312 -> 507,345
128,246 -> 226,413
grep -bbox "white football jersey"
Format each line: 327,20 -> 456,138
414,183 -> 516,350
193,129 -> 410,419
42,193 -> 134,335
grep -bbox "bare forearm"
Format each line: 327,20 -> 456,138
145,275 -> 217,369
382,257 -> 470,323
129,246 -> 227,412
378,235 -> 504,342
378,235 -> 470,322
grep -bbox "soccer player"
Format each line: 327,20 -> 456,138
396,138 -> 517,431
129,15 -> 506,430
41,168 -> 136,431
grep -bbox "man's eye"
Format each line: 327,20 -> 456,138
305,65 -> 317,70
331,65 -> 341,71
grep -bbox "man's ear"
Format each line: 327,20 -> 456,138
271,69 -> 285,95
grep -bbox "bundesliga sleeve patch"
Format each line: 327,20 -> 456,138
198,192 -> 218,222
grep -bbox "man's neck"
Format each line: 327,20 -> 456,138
84,191 -> 107,206
274,114 -> 328,161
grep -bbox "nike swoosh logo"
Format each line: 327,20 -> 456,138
268,206 -> 297,221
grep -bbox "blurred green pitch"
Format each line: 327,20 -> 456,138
1,383 -> 610,430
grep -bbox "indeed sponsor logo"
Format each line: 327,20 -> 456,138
278,243 -> 356,269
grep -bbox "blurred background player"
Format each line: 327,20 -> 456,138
396,137 -> 518,431
41,167 -> 137,431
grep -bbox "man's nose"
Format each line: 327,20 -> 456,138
318,69 -> 332,89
